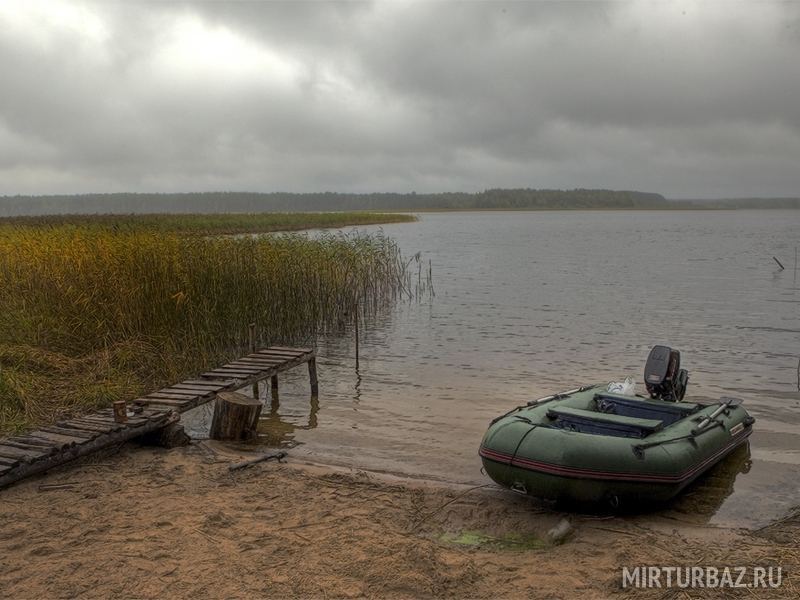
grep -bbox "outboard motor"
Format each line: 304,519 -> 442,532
644,345 -> 689,402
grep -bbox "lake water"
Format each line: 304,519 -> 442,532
218,211 -> 800,527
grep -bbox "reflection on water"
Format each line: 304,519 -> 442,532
666,443 -> 752,523
353,367 -> 362,406
256,390 -> 319,448
256,211 -> 798,527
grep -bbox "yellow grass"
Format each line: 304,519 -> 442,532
0,224 -> 412,432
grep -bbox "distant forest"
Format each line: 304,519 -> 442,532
0,189 -> 798,216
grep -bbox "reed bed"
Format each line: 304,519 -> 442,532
0,212 -> 416,235
0,222 -> 418,433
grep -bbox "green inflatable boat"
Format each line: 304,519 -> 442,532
479,346 -> 755,507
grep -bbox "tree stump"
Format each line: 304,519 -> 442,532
210,391 -> 262,441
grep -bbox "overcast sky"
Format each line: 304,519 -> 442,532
1,1 -> 799,198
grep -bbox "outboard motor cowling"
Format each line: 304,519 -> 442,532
644,345 -> 689,402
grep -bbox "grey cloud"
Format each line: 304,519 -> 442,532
0,1 -> 799,197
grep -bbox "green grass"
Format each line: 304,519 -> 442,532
439,530 -> 548,551
0,215 -> 421,433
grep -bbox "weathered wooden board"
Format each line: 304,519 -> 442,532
163,384 -> 219,394
38,426 -> 97,439
255,351 -> 307,360
253,349 -> 303,357
0,346 -> 316,490
235,359 -> 284,368
73,417 -> 127,431
266,346 -> 312,354
0,445 -> 47,462
234,359 -> 284,368
57,420 -> 117,434
247,351 -> 293,358
78,415 -> 123,425
201,370 -> 257,378
0,442 -> 54,457
257,350 -> 313,360
213,364 -> 265,374
0,412 -> 178,490
133,397 -> 189,407
145,392 -> 203,401
178,379 -> 236,388
4,437 -> 55,449
26,431 -> 82,447
154,388 -> 211,398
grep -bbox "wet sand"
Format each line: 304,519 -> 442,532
0,442 -> 796,599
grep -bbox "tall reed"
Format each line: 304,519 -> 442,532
0,224 -> 415,432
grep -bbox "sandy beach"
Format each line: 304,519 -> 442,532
0,441 -> 795,599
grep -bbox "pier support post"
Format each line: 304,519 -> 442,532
249,322 -> 259,399
354,304 -> 359,370
210,392 -> 262,441
308,358 -> 318,396
112,401 -> 127,423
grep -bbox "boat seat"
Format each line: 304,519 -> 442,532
547,405 -> 663,439
594,393 -> 700,426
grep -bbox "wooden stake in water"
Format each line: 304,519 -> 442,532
308,357 -> 319,397
354,302 -> 359,370
249,322 -> 259,399
773,256 -> 785,270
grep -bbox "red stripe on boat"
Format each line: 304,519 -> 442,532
479,429 -> 751,484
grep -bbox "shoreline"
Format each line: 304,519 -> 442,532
0,441 -> 796,598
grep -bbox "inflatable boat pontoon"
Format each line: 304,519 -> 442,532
479,346 -> 755,507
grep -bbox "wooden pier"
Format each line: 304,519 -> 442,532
0,346 -> 317,489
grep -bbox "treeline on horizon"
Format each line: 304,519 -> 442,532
0,188 -> 798,216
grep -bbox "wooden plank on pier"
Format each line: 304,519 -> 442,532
70,417 -> 127,431
160,385 -> 217,395
254,350 -> 305,358
239,357 -> 286,365
4,437 -> 55,450
255,353 -> 308,362
57,420 -> 119,434
0,445 -> 48,463
209,365 -> 264,374
227,359 -> 283,368
201,370 -> 258,379
0,346 -> 316,490
145,391 -> 204,401
38,426 -> 97,440
0,441 -> 55,457
133,397 -> 189,408
178,379 -> 237,388
266,346 -> 313,354
235,358 -> 284,366
0,411 -> 178,490
25,431 -> 82,447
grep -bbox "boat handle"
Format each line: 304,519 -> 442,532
510,481 -> 528,495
